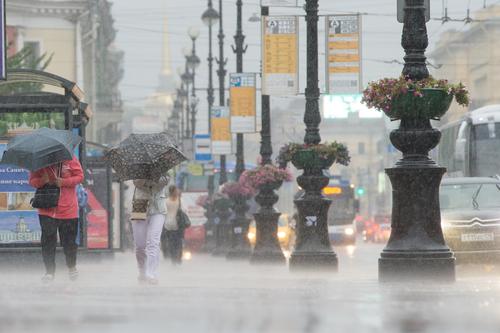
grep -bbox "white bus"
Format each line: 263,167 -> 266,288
438,105 -> 500,178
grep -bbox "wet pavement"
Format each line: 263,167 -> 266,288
1,241 -> 500,333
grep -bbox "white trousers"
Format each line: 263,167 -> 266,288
131,214 -> 165,280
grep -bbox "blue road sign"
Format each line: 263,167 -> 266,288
194,134 -> 212,162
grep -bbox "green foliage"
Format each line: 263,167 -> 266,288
0,45 -> 54,95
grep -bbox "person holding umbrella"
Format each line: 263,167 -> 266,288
1,128 -> 84,283
29,156 -> 83,282
132,175 -> 170,285
105,132 -> 187,284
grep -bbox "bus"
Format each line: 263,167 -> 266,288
439,105 -> 500,178
324,176 -> 358,245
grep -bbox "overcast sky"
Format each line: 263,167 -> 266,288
111,0 -> 495,118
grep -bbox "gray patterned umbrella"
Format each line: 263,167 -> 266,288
1,128 -> 81,171
105,132 -> 187,181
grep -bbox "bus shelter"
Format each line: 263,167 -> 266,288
0,69 -> 114,253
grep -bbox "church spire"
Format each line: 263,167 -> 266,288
161,16 -> 172,76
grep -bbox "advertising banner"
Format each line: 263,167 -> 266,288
0,142 -> 40,245
326,15 -> 362,94
262,16 -> 299,96
230,73 -> 256,133
211,106 -> 232,155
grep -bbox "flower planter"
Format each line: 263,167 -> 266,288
291,149 -> 334,170
214,198 -> 233,211
387,88 -> 453,121
257,180 -> 283,192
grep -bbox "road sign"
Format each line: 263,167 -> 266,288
194,134 -> 212,163
262,16 -> 299,96
211,106 -> 232,155
261,0 -> 297,6
230,73 -> 256,133
326,15 -> 362,94
397,0 -> 430,23
0,0 -> 6,80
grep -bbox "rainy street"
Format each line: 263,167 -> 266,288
2,241 -> 500,333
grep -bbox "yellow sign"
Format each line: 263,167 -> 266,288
211,106 -> 232,155
212,118 -> 230,141
229,73 -> 256,133
326,15 -> 362,94
323,186 -> 343,195
187,163 -> 204,177
262,16 -> 299,96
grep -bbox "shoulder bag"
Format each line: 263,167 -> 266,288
31,164 -> 62,209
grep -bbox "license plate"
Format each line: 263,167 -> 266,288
461,233 -> 494,242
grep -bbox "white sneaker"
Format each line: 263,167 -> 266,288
68,268 -> 79,281
41,274 -> 54,283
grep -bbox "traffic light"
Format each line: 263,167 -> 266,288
356,187 -> 365,196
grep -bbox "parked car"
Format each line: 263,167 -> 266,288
440,177 -> 500,263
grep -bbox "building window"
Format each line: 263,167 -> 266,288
358,142 -> 365,155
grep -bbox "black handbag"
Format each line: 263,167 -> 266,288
31,164 -> 62,209
177,209 -> 191,230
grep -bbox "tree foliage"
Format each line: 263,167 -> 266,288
0,45 -> 54,95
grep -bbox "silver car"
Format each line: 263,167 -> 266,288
440,177 -> 500,263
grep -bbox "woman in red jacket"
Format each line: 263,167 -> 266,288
29,156 -> 84,283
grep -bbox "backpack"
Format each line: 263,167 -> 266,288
77,184 -> 89,209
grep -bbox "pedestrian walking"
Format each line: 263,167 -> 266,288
29,156 -> 84,283
164,185 -> 190,265
131,176 -> 169,285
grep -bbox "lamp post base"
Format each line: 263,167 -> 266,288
226,218 -> 252,260
379,251 -> 455,282
289,251 -> 338,272
250,212 -> 286,265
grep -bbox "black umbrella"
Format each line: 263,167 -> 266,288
105,132 -> 187,181
1,128 -> 81,171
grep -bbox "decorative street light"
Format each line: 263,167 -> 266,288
215,0 -> 228,186
378,0 -> 455,282
288,0 -> 338,271
226,0 -> 251,260
182,47 -> 193,139
249,5 -> 286,265
187,27 -> 201,137
201,0 -> 219,253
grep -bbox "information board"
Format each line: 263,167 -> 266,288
262,16 -> 299,96
230,73 -> 256,133
211,106 -> 232,155
326,15 -> 362,94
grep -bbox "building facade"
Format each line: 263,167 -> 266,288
429,4 -> 500,123
6,0 -> 124,144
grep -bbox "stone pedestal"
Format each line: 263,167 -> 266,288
250,182 -> 286,264
227,198 -> 252,260
289,169 -> 337,272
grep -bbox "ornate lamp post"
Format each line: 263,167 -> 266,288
378,0 -> 455,282
250,5 -> 286,265
181,51 -> 194,139
226,0 -> 252,260
187,27 -> 201,136
216,0 -> 228,185
201,0 -> 220,252
289,0 -> 338,271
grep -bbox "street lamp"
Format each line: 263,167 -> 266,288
249,5 -> 286,265
226,0 -> 251,260
378,0 -> 455,282
215,0 -> 228,186
289,0 -> 338,271
187,27 -> 201,136
201,0 -> 219,253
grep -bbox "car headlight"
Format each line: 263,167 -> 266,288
277,231 -> 287,239
248,232 -> 256,240
344,227 -> 355,236
441,221 -> 451,229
